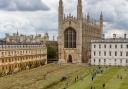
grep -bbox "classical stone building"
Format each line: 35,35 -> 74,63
5,32 -> 49,44
58,0 -> 103,63
91,34 -> 128,66
0,40 -> 47,76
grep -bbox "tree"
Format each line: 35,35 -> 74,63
47,46 -> 58,59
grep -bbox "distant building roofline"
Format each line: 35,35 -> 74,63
91,38 -> 128,43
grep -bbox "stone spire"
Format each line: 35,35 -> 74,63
99,11 -> 104,37
45,32 -> 49,38
59,0 -> 64,23
87,13 -> 90,22
100,12 -> 103,30
44,32 -> 49,41
17,29 -> 19,36
77,0 -> 83,20
53,35 -> 55,41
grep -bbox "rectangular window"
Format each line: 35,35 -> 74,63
99,51 -> 101,56
104,51 -> 106,56
94,45 -> 96,48
126,59 -> 128,63
109,51 -> 111,56
99,59 -> 101,63
115,45 -> 117,48
99,44 -> 101,49
2,59 -> 4,63
120,52 -> 122,56
104,45 -> 106,48
115,51 -> 117,56
121,45 -> 123,48
110,45 -> 112,48
94,59 -> 95,63
120,59 -> 122,63
104,59 -> 106,62
126,52 -> 128,56
127,45 -> 128,48
94,51 -> 96,56
115,59 -> 116,62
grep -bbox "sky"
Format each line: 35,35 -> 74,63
0,0 -> 128,40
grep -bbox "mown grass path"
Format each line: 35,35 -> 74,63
68,67 -> 122,89
119,69 -> 128,89
106,68 -> 127,89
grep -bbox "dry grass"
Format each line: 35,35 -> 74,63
0,64 -> 89,89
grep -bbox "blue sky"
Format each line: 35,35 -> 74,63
0,0 -> 128,39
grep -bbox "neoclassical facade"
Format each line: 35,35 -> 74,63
0,40 -> 47,76
58,0 -> 103,63
91,35 -> 128,66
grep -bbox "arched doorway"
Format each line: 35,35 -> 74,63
68,55 -> 72,63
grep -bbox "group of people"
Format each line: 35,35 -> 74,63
90,83 -> 106,89
90,66 -> 106,89
74,75 -> 84,82
63,66 -> 109,89
63,66 -> 128,89
91,66 -> 104,81
63,75 -> 85,89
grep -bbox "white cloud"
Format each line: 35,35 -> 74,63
0,0 -> 49,11
87,0 -> 128,29
0,0 -> 128,40
105,29 -> 128,38
0,11 -> 57,39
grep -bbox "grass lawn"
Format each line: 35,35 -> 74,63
0,64 -> 89,89
68,67 -> 128,89
0,64 -> 128,89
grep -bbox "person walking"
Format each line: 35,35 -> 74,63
103,83 -> 105,89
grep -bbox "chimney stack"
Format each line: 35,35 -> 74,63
124,34 -> 127,39
113,34 -> 116,39
102,34 -> 105,39
53,35 -> 55,41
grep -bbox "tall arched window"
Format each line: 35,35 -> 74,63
64,27 -> 76,48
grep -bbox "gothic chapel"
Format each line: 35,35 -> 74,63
58,0 -> 103,63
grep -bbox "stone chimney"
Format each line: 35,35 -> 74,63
102,34 -> 105,39
113,34 -> 116,39
53,36 -> 55,41
124,34 -> 127,39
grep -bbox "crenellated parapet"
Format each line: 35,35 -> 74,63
63,14 -> 77,23
83,18 -> 101,29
